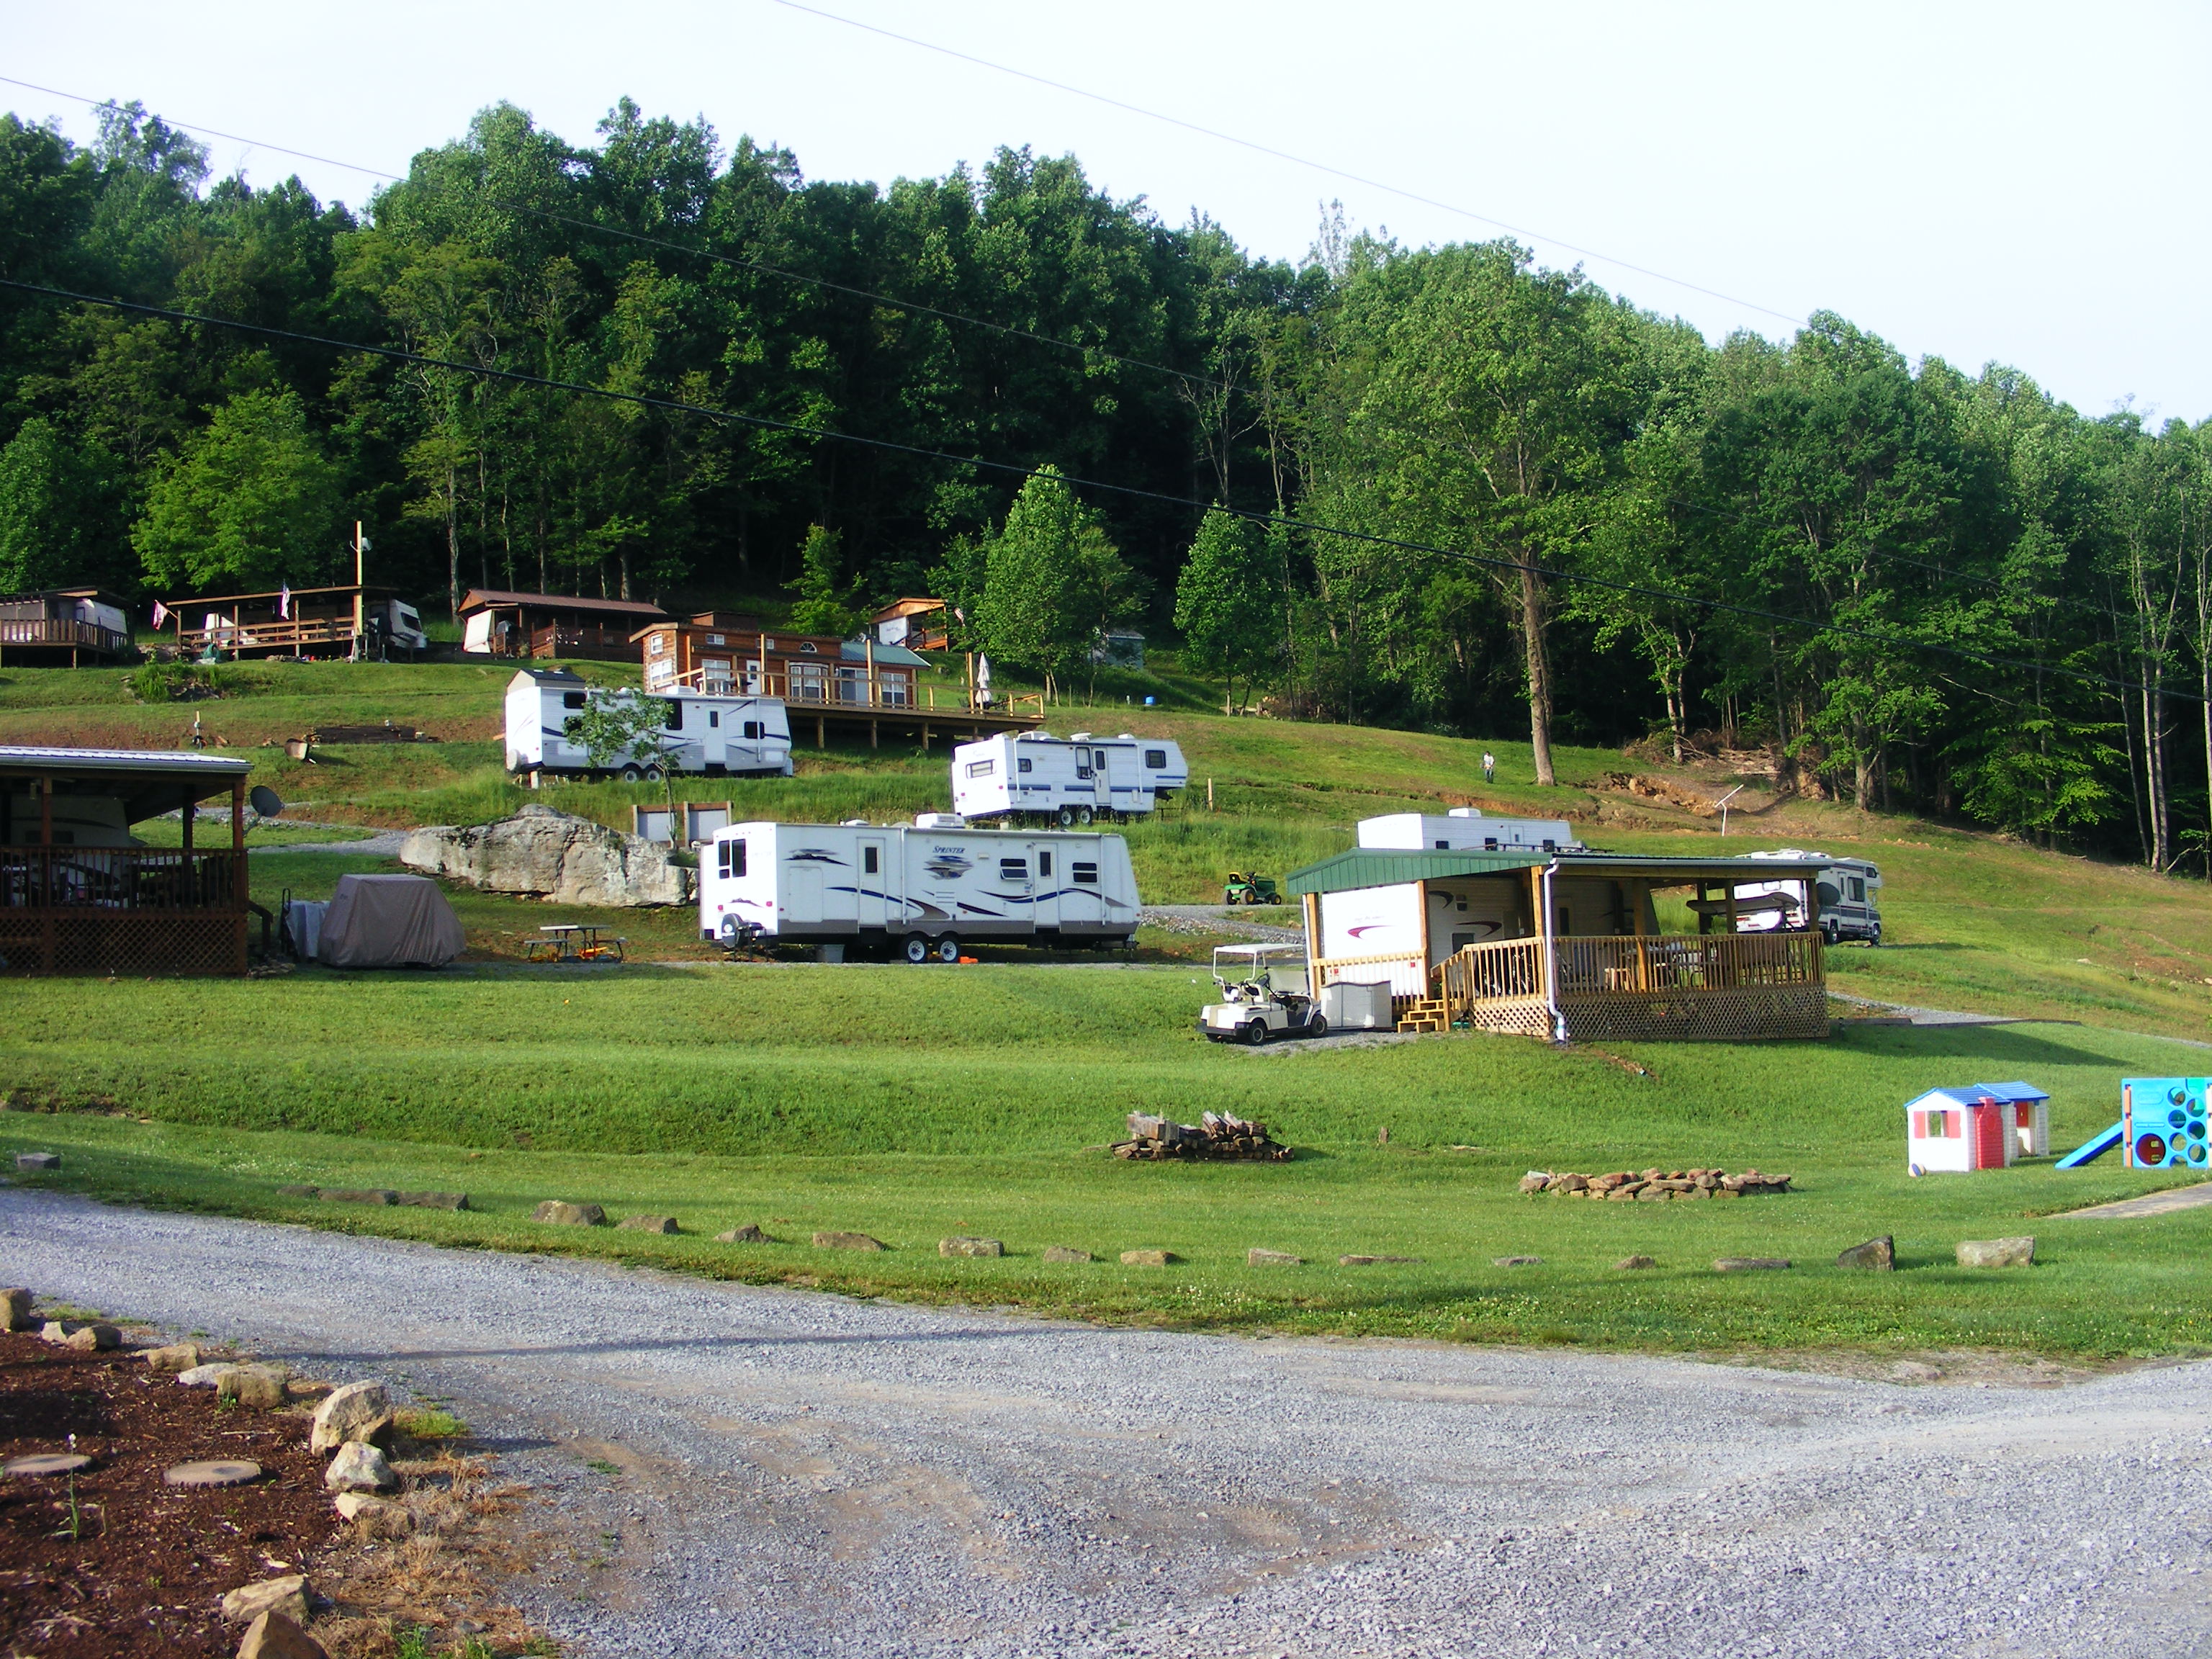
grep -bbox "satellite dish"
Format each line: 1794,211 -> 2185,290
249,785 -> 284,818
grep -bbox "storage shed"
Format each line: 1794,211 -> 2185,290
1905,1082 -> 2049,1173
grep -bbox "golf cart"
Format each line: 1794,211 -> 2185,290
1223,870 -> 1280,906
1198,944 -> 1328,1045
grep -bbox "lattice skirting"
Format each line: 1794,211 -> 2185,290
1557,984 -> 1827,1042
1460,997 -> 1556,1038
0,912 -> 248,977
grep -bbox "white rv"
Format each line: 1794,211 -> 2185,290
950,730 -> 1187,825
1357,808 -> 1585,855
503,667 -> 793,780
1734,850 -> 1883,945
700,814 -> 1141,961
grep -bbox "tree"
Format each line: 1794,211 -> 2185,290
786,523 -> 863,635
562,689 -> 683,820
0,418 -> 125,593
975,467 -> 1134,698
1174,508 -> 1275,711
133,389 -> 339,591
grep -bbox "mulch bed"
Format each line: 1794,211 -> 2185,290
0,1329 -> 345,1656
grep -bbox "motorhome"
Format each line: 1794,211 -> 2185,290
1357,808 -> 1585,855
700,814 -> 1141,961
950,731 -> 1187,825
1734,849 -> 1883,945
503,667 -> 793,780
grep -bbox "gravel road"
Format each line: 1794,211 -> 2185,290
6,1187 -> 2209,1659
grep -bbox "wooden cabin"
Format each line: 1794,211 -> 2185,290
0,588 -> 136,666
457,589 -> 669,661
158,585 -> 426,660
1287,842 -> 1833,1041
872,598 -> 950,652
0,746 -> 254,976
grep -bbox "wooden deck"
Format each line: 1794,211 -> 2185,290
0,847 -> 248,976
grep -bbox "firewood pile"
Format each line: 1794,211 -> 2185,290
1114,1112 -> 1292,1161
1518,1166 -> 1791,1200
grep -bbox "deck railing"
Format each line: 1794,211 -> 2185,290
0,618 -> 134,656
176,617 -> 356,654
0,847 -> 243,912
1438,937 -> 1545,1009
1554,931 -> 1822,994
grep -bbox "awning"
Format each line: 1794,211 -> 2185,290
0,746 -> 251,822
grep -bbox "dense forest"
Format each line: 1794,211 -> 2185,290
3,96 -> 2211,871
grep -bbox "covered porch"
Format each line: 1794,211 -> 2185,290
1287,848 -> 1831,1043
0,747 -> 255,976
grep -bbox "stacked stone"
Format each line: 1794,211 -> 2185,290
1518,1167 -> 1792,1200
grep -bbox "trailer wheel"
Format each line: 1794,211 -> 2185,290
1056,806 -> 1076,828
641,765 -> 663,783
935,935 -> 963,963
903,932 -> 931,965
1242,1019 -> 1269,1046
1076,806 -> 1093,826
620,764 -> 643,783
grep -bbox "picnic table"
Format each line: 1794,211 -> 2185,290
523,922 -> 626,963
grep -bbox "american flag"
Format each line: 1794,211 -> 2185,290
279,584 -> 291,619
151,601 -> 169,629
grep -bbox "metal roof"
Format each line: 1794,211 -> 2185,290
1284,846 -> 1836,897
839,639 -> 930,667
459,589 -> 668,617
0,745 -> 253,822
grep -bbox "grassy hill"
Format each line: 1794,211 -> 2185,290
5,651 -> 2212,1360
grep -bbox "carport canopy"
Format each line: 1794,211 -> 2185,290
0,745 -> 253,829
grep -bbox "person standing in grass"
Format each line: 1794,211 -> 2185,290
1483,752 -> 1496,785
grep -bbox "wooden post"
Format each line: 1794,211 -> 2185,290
869,719 -> 878,750
816,715 -> 825,750
37,775 -> 53,970
1303,890 -> 1322,999
180,784 -> 193,853
231,778 -> 245,854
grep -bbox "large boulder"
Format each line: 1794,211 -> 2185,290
402,805 -> 694,907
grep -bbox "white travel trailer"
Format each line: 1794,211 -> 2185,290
700,814 -> 1141,961
503,667 -> 793,780
1357,808 -> 1585,855
1732,849 -> 1883,945
950,730 -> 1187,825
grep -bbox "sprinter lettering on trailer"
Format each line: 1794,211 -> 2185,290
701,814 -> 1141,962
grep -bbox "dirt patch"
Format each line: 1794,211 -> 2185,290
0,1330 -> 547,1658
1700,1345 -> 2179,1390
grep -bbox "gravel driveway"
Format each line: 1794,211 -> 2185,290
5,1188 -> 2208,1659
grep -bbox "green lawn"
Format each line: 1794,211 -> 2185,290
6,961 -> 2211,1357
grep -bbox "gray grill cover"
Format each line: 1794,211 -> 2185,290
318,874 -> 466,968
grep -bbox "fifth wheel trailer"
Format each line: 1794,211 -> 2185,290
504,667 -> 793,780
700,815 -> 1140,961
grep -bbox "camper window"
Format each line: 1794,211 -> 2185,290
1848,877 -> 1866,902
709,711 -> 719,727
1039,851 -> 1052,876
562,691 -> 586,709
1073,860 -> 1098,885
999,858 -> 1027,880
664,702 -> 683,729
742,721 -> 761,739
863,847 -> 879,874
718,839 -> 747,878
1145,749 -> 1166,769
1017,757 -> 1033,773
967,759 -> 995,778
1074,749 -> 1093,778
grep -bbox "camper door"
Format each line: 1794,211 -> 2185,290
855,835 -> 889,927
1058,841 -> 1105,928
1022,842 -> 1060,928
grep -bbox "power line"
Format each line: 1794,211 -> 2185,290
0,73 -> 1215,390
760,0 -> 1809,329
0,274 -> 2187,709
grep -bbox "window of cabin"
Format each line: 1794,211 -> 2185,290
1073,861 -> 1099,885
649,634 -> 665,655
1144,749 -> 1166,769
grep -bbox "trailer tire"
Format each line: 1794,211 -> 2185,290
1076,806 -> 1093,825
935,935 -> 962,964
1056,806 -> 1076,828
642,765 -> 663,783
620,764 -> 643,783
903,932 -> 931,965
719,914 -> 742,942
1242,1020 -> 1269,1046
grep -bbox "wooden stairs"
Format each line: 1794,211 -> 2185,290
1395,995 -> 1451,1034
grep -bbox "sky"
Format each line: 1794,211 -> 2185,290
4,0 -> 2206,420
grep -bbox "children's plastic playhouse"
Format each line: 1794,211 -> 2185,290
1904,1082 -> 2050,1174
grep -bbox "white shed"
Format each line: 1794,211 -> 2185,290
1905,1082 -> 2049,1174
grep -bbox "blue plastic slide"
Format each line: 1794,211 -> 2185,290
2056,1120 -> 2126,1169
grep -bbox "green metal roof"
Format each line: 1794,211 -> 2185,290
1283,846 -> 1836,897
1284,848 -> 1547,896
